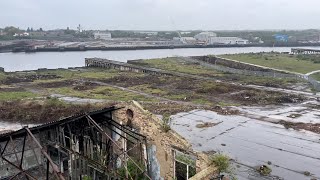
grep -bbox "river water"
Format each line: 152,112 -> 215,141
1,46 -> 320,72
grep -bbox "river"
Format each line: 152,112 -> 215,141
1,46 -> 320,72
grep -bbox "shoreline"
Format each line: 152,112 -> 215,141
1,43 -> 320,53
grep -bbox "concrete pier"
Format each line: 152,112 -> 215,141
85,58 -> 172,76
291,48 -> 320,54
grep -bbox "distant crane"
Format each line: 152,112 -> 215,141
77,24 -> 82,33
169,17 -> 187,44
176,30 -> 187,44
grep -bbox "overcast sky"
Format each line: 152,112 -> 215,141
1,0 -> 320,31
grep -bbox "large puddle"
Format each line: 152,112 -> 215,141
171,109 -> 320,180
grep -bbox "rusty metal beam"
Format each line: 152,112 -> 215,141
24,127 -> 65,180
1,156 -> 37,180
20,135 -> 27,168
10,136 -> 29,180
0,140 -> 9,155
85,114 -> 151,180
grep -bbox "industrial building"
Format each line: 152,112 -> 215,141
194,32 -> 249,45
93,31 -> 112,40
208,37 -> 249,45
194,32 -> 217,42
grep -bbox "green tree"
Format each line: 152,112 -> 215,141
3,26 -> 20,36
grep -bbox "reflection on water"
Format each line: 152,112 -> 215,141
2,46 -> 320,71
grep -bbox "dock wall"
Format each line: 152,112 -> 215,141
85,58 -> 172,76
85,56 -> 320,91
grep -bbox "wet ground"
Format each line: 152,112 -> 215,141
171,109 -> 320,180
237,100 -> 320,124
50,94 -> 106,104
0,121 -> 37,134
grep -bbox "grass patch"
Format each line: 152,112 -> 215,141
48,86 -> 156,102
129,84 -> 167,96
310,72 -> 320,81
164,93 -> 189,101
221,53 -> 320,74
217,102 -> 240,107
0,99 -> 108,123
191,98 -> 212,105
131,57 -> 223,77
196,82 -> 235,94
0,91 -> 37,101
224,74 -> 300,88
35,68 -> 142,81
0,73 -> 6,82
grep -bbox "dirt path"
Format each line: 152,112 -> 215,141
306,69 -> 320,76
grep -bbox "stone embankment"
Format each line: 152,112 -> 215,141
190,55 -> 320,91
85,56 -> 320,92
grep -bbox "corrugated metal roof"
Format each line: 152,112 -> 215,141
0,106 -> 121,140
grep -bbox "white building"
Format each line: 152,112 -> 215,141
208,37 -> 249,45
93,32 -> 112,40
194,32 -> 217,42
173,37 -> 196,44
13,32 -> 29,37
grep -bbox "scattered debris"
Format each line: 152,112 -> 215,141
196,122 -> 220,128
304,171 -> 311,176
287,113 -> 302,118
279,120 -> 320,134
257,165 -> 272,176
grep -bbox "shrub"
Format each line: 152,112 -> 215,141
210,153 -> 230,174
162,113 -> 171,132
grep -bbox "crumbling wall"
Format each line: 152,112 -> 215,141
113,101 -> 212,179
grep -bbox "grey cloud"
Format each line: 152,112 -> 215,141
1,0 -> 320,30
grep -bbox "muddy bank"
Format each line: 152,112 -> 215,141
141,102 -> 239,116
279,120 -> 320,134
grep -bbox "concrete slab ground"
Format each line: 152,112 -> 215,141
171,109 -> 320,180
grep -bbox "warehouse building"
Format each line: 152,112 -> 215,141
208,37 -> 249,45
93,31 -> 112,40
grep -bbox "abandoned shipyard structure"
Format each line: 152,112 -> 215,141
0,103 -> 213,180
0,106 -> 150,179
